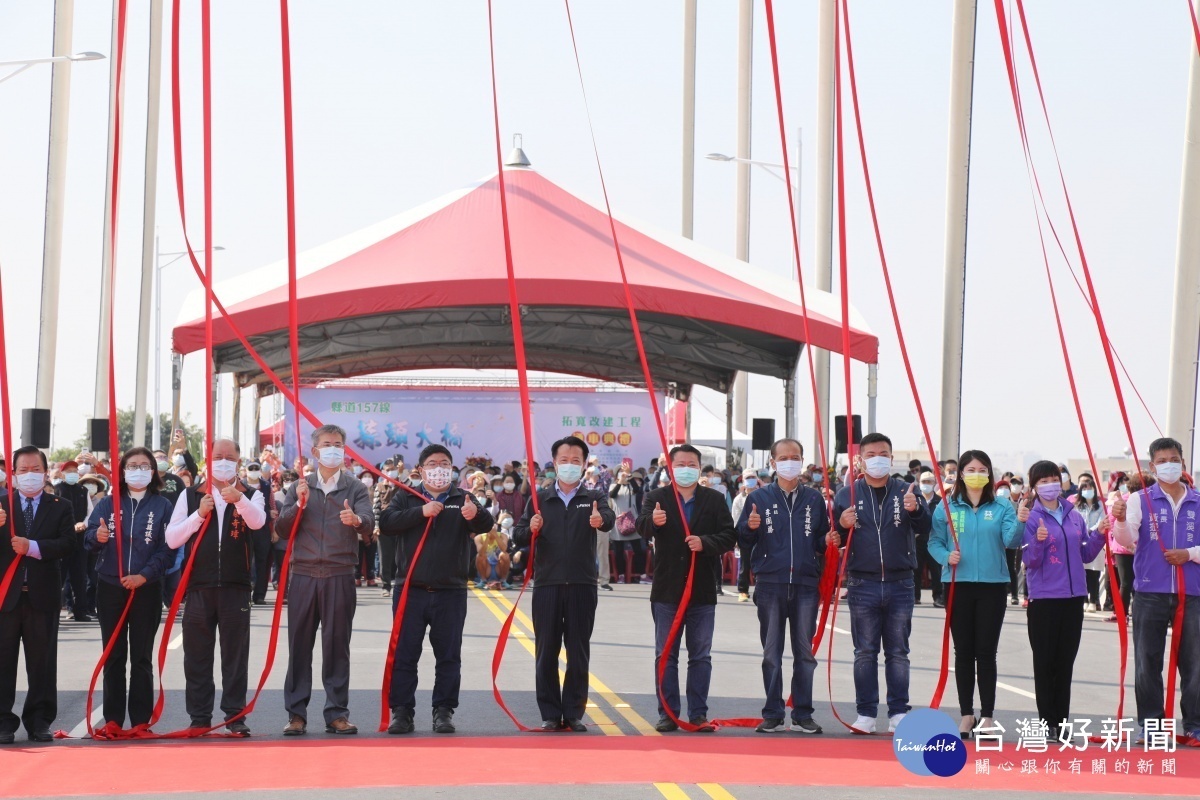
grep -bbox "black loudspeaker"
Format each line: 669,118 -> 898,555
835,414 -> 862,455
751,418 -> 775,451
20,408 -> 51,449
88,418 -> 111,453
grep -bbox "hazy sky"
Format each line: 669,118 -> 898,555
0,0 -> 1196,472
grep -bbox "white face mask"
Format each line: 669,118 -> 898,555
317,446 -> 344,468
124,467 -> 152,490
211,459 -> 239,482
863,456 -> 892,480
15,472 -> 45,494
385,470 -> 399,479
1155,462 -> 1183,485
556,463 -> 583,485
919,482 -> 936,495
503,481 -> 515,491
774,461 -> 804,481
246,469 -> 262,481
173,455 -> 186,467
424,466 -> 452,489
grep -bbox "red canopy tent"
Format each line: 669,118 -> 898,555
173,161 -> 876,397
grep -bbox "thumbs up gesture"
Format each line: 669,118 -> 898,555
747,503 -> 761,530
462,496 -> 478,521
1036,517 -> 1049,542
589,501 -> 603,529
1017,494 -> 1033,523
339,499 -> 361,527
903,480 -> 919,512
652,501 -> 667,527
96,517 -> 111,544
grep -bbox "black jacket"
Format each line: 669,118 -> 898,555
637,485 -> 736,605
181,485 -> 258,590
832,477 -> 930,581
513,485 -> 615,587
379,486 -> 494,590
0,492 -> 77,613
58,482 -> 90,529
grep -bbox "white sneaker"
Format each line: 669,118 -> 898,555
888,713 -> 906,732
850,715 -> 876,734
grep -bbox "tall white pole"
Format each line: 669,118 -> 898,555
94,0 -> 126,421
731,0 -> 752,459
813,0 -> 835,463
34,0 -> 76,421
682,0 -> 697,445
681,0 -> 697,240
133,0 -> 164,449
938,0 -> 978,462
1167,20 -> 1200,465
153,239 -> 162,450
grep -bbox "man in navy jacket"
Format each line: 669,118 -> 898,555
831,432 -> 930,734
736,438 -> 830,734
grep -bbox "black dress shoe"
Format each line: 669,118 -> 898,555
0,731 -> 14,745
190,718 -> 212,730
73,614 -> 93,622
226,720 -> 251,736
564,718 -> 587,732
29,729 -> 53,742
388,709 -> 414,735
540,719 -> 564,732
655,716 -> 679,733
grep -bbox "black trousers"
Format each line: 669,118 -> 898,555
0,593 -> 59,734
379,534 -> 398,587
182,585 -> 252,725
737,547 -> 753,594
61,533 -> 88,616
96,579 -> 163,728
914,536 -> 943,603
1027,595 -> 1084,734
251,529 -> 273,602
949,581 -> 1008,717
1005,549 -> 1021,600
532,583 -> 597,722
388,587 -> 467,713
1114,553 -> 1134,611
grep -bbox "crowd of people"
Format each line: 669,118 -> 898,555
0,423 -> 1195,747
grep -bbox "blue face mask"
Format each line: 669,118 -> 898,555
744,477 -> 758,489
556,463 -> 583,485
64,472 -> 80,485
673,467 -> 700,487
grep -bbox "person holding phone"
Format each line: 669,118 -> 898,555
928,450 -> 1026,739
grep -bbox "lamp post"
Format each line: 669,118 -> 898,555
0,50 -> 103,84
154,242 -> 223,450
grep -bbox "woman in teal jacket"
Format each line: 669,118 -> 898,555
928,450 -> 1028,738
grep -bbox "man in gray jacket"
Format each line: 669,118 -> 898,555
276,424 -> 374,735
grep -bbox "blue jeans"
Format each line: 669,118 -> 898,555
1132,591 -> 1200,732
846,576 -> 914,717
651,601 -> 715,720
754,582 -> 819,721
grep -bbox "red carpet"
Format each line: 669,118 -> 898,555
1,736 -> 1196,796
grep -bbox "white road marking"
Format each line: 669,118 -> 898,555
69,707 -> 104,739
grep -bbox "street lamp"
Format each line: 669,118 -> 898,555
154,240 -> 224,450
0,51 -> 105,84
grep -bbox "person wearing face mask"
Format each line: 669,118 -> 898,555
830,433 -> 930,734
84,447 -> 176,732
275,425 -> 374,736
165,438 -> 267,734
378,445 -> 493,734
1112,437 -> 1200,742
54,460 -> 92,623
496,471 -> 525,519
638,444 -> 736,732
475,515 -> 513,590
1059,465 -> 1077,497
1021,459 -> 1107,737
913,471 -> 944,608
237,460 -> 275,606
1071,473 -> 1107,613
270,470 -> 298,587
355,465 -> 379,589
0,447 -> 76,744
736,439 -> 831,734
928,450 -> 1026,739
374,459 -> 401,598
1105,471 -> 1136,619
730,468 -> 761,602
153,449 -> 186,503
608,466 -> 646,584
513,436 -> 615,732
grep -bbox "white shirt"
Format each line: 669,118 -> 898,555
317,468 -> 342,496
166,484 -> 267,549
1112,487 -> 1200,564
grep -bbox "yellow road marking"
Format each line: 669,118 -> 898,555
485,587 -> 660,736
655,784 -> 692,800
698,784 -> 737,800
471,588 -> 621,735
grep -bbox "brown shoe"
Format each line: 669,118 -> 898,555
324,717 -> 358,735
282,714 -> 306,736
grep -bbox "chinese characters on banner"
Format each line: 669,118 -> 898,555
281,387 -> 665,467
971,717 -> 1180,779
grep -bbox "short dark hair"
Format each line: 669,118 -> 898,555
859,432 -> 892,450
908,459 -> 922,471
119,447 -> 164,494
668,444 -> 702,463
769,438 -> 804,458
418,444 -> 453,466
551,436 -> 589,461
1027,460 -> 1060,490
1149,437 -> 1185,461
951,449 -> 995,506
944,458 -> 958,467
11,445 -> 48,472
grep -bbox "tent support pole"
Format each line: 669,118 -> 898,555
725,388 -> 734,469
784,373 -> 796,440
170,352 -> 183,440
867,362 -> 878,434
231,373 -> 242,449
252,383 -> 263,456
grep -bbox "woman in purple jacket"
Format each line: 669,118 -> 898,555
1022,460 -> 1109,735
